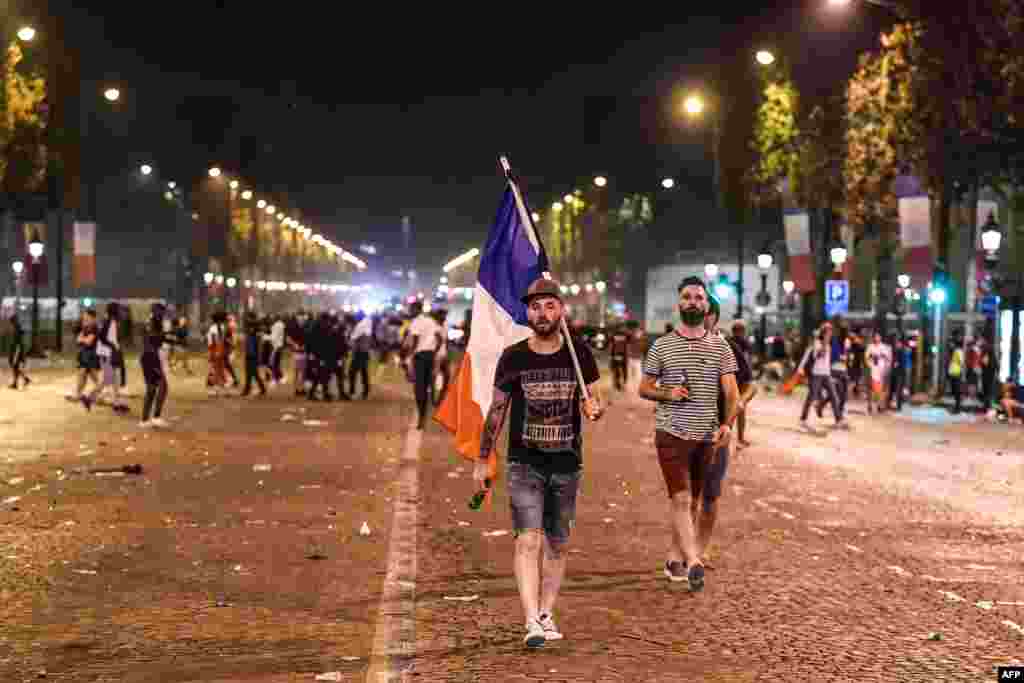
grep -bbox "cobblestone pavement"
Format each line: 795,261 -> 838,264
1,363 -> 1022,681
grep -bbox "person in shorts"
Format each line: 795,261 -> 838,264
698,296 -> 754,565
639,276 -> 738,591
473,277 -> 602,649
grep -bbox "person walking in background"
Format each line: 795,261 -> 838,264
269,314 -> 286,384
224,313 -> 240,389
349,312 -> 374,399
240,313 -> 268,398
83,303 -> 128,413
609,324 -> 629,391
797,322 -> 849,430
728,320 -> 754,447
948,337 -> 965,414
139,303 -> 175,428
69,309 -> 101,401
7,314 -> 31,390
402,301 -> 444,430
887,336 -> 907,412
627,324 -> 647,395
207,311 -> 228,397
865,331 -> 891,416
980,338 -> 997,410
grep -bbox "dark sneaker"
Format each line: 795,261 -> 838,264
688,563 -> 706,592
664,560 -> 687,583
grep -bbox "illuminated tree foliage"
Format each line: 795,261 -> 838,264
0,40 -> 47,194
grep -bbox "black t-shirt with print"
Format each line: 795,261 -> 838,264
495,336 -> 600,473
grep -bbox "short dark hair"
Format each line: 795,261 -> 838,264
707,293 -> 721,321
677,276 -> 708,294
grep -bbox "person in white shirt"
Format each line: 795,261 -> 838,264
349,313 -> 374,399
402,302 -> 444,429
796,322 -> 849,430
270,316 -> 286,384
866,332 -> 892,415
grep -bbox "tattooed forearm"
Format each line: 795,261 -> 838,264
479,389 -> 510,461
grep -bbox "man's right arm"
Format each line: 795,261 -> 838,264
479,387 -> 510,461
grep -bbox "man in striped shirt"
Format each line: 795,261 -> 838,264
639,276 -> 739,591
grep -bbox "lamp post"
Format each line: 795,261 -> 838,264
981,213 -> 1022,383
756,250 -> 773,356
11,260 -> 24,313
28,230 -> 44,354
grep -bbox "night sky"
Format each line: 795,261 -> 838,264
56,1 -> 888,280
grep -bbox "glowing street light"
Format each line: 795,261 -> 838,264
167,181 -> 176,189
552,201 -> 563,211
257,199 -> 266,209
12,260 -> 24,276
684,94 -> 706,116
276,212 -> 285,220
103,87 -> 121,102
783,280 -> 795,295
563,193 -> 574,204
140,164 -> 152,175
226,277 -> 237,288
570,284 -> 581,296
755,50 -> 776,66
229,180 -> 239,189
241,190 -> 253,200
897,273 -> 911,289
265,204 -> 276,215
208,166 -> 221,178
203,272 -> 214,285
594,176 -> 608,188
705,263 -> 719,279
662,177 -> 675,190
16,26 -> 36,42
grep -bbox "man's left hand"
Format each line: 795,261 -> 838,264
712,424 -> 732,447
582,397 -> 603,421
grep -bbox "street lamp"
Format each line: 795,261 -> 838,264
11,260 -> 24,312
103,87 -> 121,103
830,242 -> 848,271
704,263 -> 719,280
661,177 -> 675,190
981,212 -> 1002,264
208,166 -> 221,178
897,273 -> 911,289
204,272 -> 214,285
241,190 -> 252,200
755,50 -> 776,66
229,180 -> 239,190
16,26 -> 36,42
594,176 -> 608,188
756,249 -> 774,356
684,94 -> 706,116
140,164 -> 152,176
257,199 -> 267,209
28,230 -> 44,354
978,212 -> 1022,384
552,201 -> 563,211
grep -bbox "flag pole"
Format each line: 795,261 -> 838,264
499,156 -> 592,402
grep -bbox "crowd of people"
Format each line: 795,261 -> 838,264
0,300 -> 454,430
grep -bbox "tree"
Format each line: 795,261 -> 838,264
0,39 -> 47,195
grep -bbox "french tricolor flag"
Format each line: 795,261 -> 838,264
433,167 -> 547,478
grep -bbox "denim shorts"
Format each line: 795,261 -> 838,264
507,462 -> 581,545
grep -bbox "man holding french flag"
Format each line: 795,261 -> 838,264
434,158 -> 604,649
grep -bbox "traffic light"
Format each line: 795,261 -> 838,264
714,274 -> 733,300
929,266 -> 950,307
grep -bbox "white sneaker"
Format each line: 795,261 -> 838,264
538,612 -> 563,641
799,420 -> 814,433
138,420 -> 153,429
523,617 -> 546,649
151,418 -> 170,428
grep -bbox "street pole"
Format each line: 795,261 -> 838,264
1011,274 -> 1022,383
31,264 -> 40,354
931,299 -> 943,395
737,228 -> 745,320
759,273 -> 768,355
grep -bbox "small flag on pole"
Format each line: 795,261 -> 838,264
73,222 -> 97,287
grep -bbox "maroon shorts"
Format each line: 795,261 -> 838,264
654,430 -> 714,498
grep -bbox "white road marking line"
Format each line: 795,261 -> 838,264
939,590 -> 965,603
366,416 -> 421,683
1002,620 -> 1024,635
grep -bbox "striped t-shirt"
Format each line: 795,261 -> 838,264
644,329 -> 738,442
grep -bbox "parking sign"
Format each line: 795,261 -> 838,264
825,280 -> 850,318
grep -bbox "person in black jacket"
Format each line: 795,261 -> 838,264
140,303 -> 177,427
240,313 -> 267,397
8,314 -> 31,389
308,312 -> 338,401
